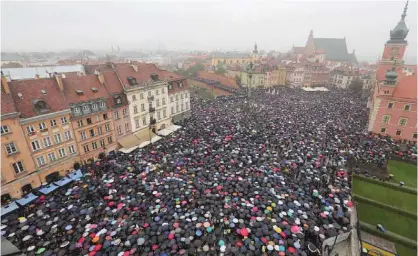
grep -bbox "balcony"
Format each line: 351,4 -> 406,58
147,95 -> 154,101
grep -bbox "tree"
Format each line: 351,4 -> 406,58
188,63 -> 205,77
349,78 -> 363,94
215,63 -> 226,75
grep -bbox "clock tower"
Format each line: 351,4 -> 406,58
381,1 -> 409,64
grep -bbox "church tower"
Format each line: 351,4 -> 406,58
381,1 -> 409,64
252,43 -> 259,61
305,30 -> 315,55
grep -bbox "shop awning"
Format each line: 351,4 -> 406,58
118,146 -> 138,154
16,193 -> 38,206
68,169 -> 83,181
118,134 -> 141,150
39,184 -> 59,195
54,177 -> 73,187
1,202 -> 19,217
118,129 -> 158,151
168,124 -> 182,132
157,128 -> 173,136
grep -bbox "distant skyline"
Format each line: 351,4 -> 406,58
1,1 -> 417,63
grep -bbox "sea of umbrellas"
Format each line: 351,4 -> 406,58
1,88 -> 416,256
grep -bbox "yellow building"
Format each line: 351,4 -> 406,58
211,43 -> 260,67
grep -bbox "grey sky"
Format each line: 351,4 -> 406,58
1,0 -> 417,62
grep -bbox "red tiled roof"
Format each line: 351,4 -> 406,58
103,71 -> 124,94
9,78 -> 69,118
63,75 -> 110,104
1,92 -> 17,115
195,71 -> 240,90
113,63 -> 160,85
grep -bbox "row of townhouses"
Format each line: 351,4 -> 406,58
1,62 -> 191,202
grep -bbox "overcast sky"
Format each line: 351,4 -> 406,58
1,0 -> 417,62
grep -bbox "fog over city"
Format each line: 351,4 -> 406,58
1,0 -> 417,63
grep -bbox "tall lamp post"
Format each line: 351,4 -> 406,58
148,95 -> 156,144
246,62 -> 254,112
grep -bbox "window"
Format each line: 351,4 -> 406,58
92,104 -> 98,110
163,109 -> 166,118
50,119 -> 57,127
396,130 -> 402,136
89,129 -> 95,137
54,134 -> 62,144
74,107 -> 80,113
123,108 -> 128,116
156,99 -> 160,107
382,115 -> 391,124
171,106 -> 175,114
46,153 -> 56,163
135,119 -> 140,129
83,145 -> 90,153
380,127 -> 387,133
78,120 -> 84,127
186,102 -> 189,109
387,102 -> 393,108
83,105 -> 89,112
414,133 -> 417,139
61,117 -> 68,124
162,98 -> 166,105
142,117 -> 147,125
176,95 -> 179,101
97,127 -> 103,135
181,103 -> 184,111
87,118 -> 92,124
181,94 -> 184,99
5,142 -> 18,155
39,122 -> 47,130
176,105 -> 179,112
27,126 -> 35,134
132,95 -> 137,101
404,104 -> 411,111
43,137 -> 52,147
68,145 -> 76,154
105,124 -> 110,132
81,131 -> 87,140
107,136 -> 113,144
134,106 -> 138,114
96,115 -> 100,122
12,161 -> 24,174
117,126 -> 122,135
125,123 -> 130,132
64,131 -> 72,140
114,111 -> 119,119
141,104 -> 145,112
170,97 -> 174,103
100,139 -> 105,148
100,102 -> 105,108
168,84 -> 173,90
36,156 -> 46,167
162,88 -> 165,93
92,142 -> 98,150
31,140 -> 41,151
156,89 -> 159,95
185,92 -> 188,98
140,93 -> 144,99
103,113 -> 108,120
157,111 -> 161,120
399,118 -> 408,126
1,126 -> 10,135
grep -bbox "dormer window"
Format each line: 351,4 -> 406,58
100,102 -> 105,108
76,90 -> 84,95
91,87 -> 99,93
150,74 -> 159,82
92,104 -> 98,110
168,84 -> 173,90
83,105 -> 89,111
17,92 -> 23,100
127,77 -> 137,86
33,99 -> 49,113
178,82 -> 183,88
74,107 -> 80,113
116,98 -> 122,104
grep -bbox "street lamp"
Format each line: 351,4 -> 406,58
148,95 -> 155,144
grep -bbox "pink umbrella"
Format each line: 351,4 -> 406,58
240,228 -> 249,237
290,226 -> 300,233
168,233 -> 174,240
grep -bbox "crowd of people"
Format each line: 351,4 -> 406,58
1,88 -> 416,256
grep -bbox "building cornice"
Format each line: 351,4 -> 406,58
0,112 -> 21,121
20,109 -> 71,124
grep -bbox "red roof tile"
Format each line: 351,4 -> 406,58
9,78 -> 69,118
195,71 -> 240,90
1,92 -> 17,115
103,71 -> 124,94
113,63 -> 160,86
392,73 -> 417,100
63,75 -> 110,104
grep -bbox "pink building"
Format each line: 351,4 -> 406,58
368,2 -> 417,141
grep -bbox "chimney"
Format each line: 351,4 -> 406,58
54,73 -> 64,91
1,71 -> 10,94
97,71 -> 105,85
131,65 -> 138,72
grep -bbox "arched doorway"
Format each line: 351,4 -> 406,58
45,172 -> 60,184
1,194 -> 12,205
21,184 -> 33,196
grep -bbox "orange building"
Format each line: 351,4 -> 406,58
8,75 -> 80,184
62,74 -> 118,164
1,75 -> 39,203
368,2 -> 417,141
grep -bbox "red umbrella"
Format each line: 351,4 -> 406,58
240,228 -> 249,237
